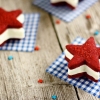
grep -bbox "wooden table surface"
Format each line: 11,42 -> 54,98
0,0 -> 100,100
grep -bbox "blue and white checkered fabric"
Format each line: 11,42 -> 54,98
33,0 -> 98,22
46,37 -> 100,98
0,14 -> 40,52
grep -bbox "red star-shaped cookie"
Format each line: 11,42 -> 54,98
0,8 -> 22,34
51,0 -> 79,9
0,8 -> 24,46
65,37 -> 100,82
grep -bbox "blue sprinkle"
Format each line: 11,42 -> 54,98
8,56 -> 13,60
52,95 -> 57,100
94,31 -> 99,35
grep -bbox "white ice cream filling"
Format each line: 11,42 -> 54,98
0,14 -> 25,45
64,49 -> 100,80
51,0 -> 79,7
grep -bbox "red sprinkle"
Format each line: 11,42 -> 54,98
38,79 -> 43,83
86,14 -> 91,19
56,20 -> 60,24
35,46 -> 40,51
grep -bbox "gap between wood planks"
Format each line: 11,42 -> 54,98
49,14 -> 80,100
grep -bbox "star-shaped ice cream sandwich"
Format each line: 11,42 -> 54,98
65,37 -> 100,82
0,8 -> 24,46
51,0 -> 79,9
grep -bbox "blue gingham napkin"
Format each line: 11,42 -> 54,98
0,14 -> 40,52
33,0 -> 98,22
46,37 -> 100,98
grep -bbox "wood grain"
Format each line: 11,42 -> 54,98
0,0 -> 78,100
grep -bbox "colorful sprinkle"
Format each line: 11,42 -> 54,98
38,79 -> 43,83
56,20 -> 60,24
86,14 -> 91,19
52,95 -> 57,100
35,46 -> 40,51
8,56 -> 13,60
94,31 -> 99,35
